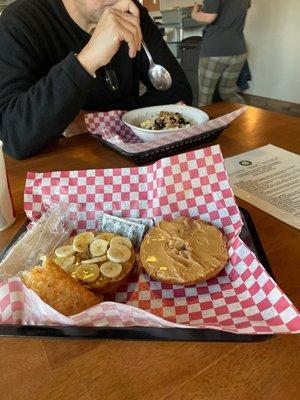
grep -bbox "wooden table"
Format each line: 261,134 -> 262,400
1,103 -> 299,400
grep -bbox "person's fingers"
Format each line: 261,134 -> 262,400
108,10 -> 142,57
120,13 -> 142,50
109,7 -> 142,51
112,0 -> 140,19
114,22 -> 138,58
120,12 -> 142,51
82,3 -> 142,70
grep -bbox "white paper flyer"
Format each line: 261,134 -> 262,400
224,144 -> 300,229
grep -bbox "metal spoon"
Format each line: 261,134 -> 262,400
142,40 -> 172,91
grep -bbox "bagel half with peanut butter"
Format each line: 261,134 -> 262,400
140,217 -> 228,285
51,231 -> 135,294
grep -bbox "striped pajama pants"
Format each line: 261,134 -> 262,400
198,53 -> 247,106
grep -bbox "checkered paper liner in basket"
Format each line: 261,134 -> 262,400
84,106 -> 247,154
1,145 -> 300,335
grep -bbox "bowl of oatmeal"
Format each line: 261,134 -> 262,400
122,104 -> 209,141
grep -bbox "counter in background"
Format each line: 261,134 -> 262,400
149,8 -> 204,60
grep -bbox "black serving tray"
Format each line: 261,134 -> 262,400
92,125 -> 229,165
0,207 -> 273,342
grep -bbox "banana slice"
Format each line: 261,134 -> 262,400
54,255 -> 75,270
107,245 -> 131,263
54,245 -> 76,258
63,263 -> 77,275
89,238 -> 108,257
100,261 -> 122,279
81,256 -> 107,264
110,236 -> 133,249
73,232 -> 95,253
75,263 -> 100,283
95,232 -> 116,243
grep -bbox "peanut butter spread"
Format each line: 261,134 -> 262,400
140,217 -> 228,285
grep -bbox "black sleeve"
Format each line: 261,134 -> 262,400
0,11 -> 95,159
137,5 -> 192,108
203,0 -> 220,13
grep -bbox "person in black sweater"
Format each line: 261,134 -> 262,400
0,0 -> 192,159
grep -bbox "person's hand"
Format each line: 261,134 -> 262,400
77,0 -> 142,77
192,2 -> 202,16
63,111 -> 89,137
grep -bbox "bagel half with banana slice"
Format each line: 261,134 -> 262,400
51,231 -> 135,294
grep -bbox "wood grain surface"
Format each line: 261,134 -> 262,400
0,103 -> 299,400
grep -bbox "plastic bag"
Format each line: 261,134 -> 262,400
0,204 -> 75,279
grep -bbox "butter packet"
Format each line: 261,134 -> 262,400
100,214 -> 152,248
125,217 -> 154,235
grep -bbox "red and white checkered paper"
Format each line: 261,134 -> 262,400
1,145 -> 300,334
84,106 -> 247,154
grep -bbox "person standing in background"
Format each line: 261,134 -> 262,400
192,0 -> 251,106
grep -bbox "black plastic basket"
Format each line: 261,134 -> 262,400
92,125 -> 229,165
